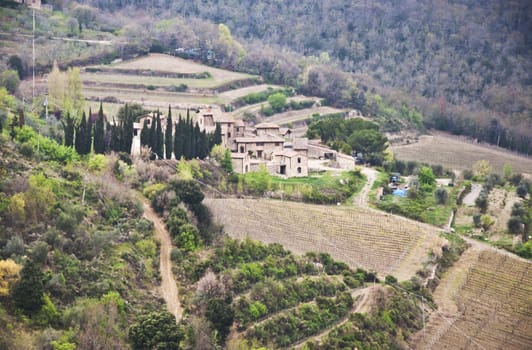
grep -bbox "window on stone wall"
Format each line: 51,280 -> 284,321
297,167 -> 302,173
297,157 -> 301,163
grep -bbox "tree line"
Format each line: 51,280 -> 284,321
139,108 -> 222,160
62,103 -> 222,159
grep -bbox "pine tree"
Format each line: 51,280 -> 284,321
104,121 -> 113,153
63,112 -> 75,147
174,115 -> 184,160
93,102 -> 105,154
165,105 -> 173,159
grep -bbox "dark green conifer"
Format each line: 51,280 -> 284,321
165,105 -> 173,159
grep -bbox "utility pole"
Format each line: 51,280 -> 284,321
32,8 -> 35,100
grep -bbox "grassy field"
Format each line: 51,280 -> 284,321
204,198 -> 444,281
392,134 -> 532,175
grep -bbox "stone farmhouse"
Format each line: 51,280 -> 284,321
131,107 -> 308,177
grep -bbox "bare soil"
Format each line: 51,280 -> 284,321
142,200 -> 182,321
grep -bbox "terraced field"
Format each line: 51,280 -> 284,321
204,198 -> 444,281
423,250 -> 532,349
266,106 -> 344,126
218,84 -> 283,102
98,53 -> 254,81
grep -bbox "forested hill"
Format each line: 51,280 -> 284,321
83,0 -> 530,108
73,0 -> 531,153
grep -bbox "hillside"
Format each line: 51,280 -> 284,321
411,248 -> 532,349
204,198 -> 445,281
3,1 -> 531,153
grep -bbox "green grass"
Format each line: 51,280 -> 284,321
377,187 -> 456,226
241,170 -> 364,204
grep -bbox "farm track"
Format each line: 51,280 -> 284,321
141,198 -> 182,321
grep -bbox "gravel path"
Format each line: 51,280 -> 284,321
462,183 -> 482,206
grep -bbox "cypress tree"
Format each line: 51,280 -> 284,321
121,104 -> 134,153
93,102 -> 105,154
193,122 -> 201,158
104,121 -> 113,153
174,115 -> 184,160
165,105 -> 173,159
110,118 -> 122,153
149,114 -> 157,159
183,113 -> 191,159
213,122 -> 222,145
155,113 -> 163,159
63,112 -> 75,147
86,108 -> 93,154
199,130 -> 209,159
75,112 -> 89,155
140,118 -> 150,147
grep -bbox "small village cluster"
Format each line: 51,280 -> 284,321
131,106 -> 309,177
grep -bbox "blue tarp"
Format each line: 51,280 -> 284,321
393,189 -> 408,197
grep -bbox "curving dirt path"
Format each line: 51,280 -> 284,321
142,200 -> 182,321
353,166 -> 379,207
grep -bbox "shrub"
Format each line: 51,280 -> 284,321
480,214 -> 494,230
462,169 -> 474,180
475,192 -> 488,213
435,188 -> 448,205
129,311 -> 184,350
507,216 -> 523,234
473,214 -> 481,228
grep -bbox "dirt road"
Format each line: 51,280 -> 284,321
142,201 -> 182,321
354,166 -> 379,207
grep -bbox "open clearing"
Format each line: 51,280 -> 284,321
104,53 -> 254,81
204,198 -> 444,281
392,134 -> 532,175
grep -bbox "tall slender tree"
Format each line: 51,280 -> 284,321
165,105 -> 173,159
174,115 -> 184,160
140,118 -> 150,147
213,122 -> 222,146
63,112 -> 75,147
155,113 -> 164,159
120,104 -> 134,153
93,102 -> 105,154
75,112 -> 90,155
